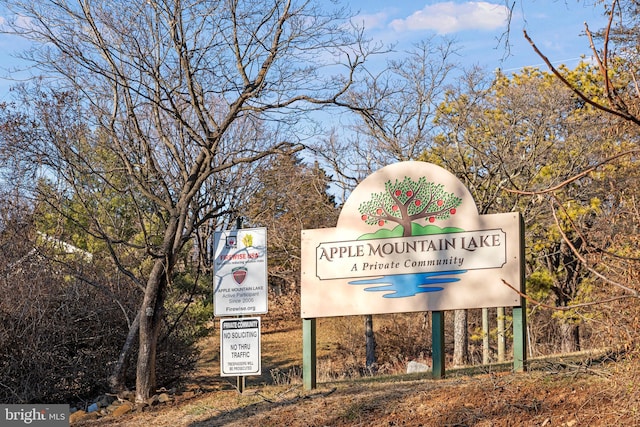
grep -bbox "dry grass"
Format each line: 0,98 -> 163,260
75,297 -> 640,427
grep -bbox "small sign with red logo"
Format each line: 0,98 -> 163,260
213,228 -> 268,316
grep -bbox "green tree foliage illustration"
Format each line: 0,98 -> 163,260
359,176 -> 461,237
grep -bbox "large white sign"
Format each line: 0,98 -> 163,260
214,228 -> 268,317
220,317 -> 261,377
300,161 -> 524,318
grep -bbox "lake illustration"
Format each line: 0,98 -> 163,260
348,270 -> 467,298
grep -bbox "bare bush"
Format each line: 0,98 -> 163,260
0,212 -> 204,403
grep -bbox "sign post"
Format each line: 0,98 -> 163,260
302,318 -> 317,390
431,311 -> 445,379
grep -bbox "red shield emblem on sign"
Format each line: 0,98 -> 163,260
232,267 -> 248,284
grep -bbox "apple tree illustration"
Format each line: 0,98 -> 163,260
359,176 -> 462,237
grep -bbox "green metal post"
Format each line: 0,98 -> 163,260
303,318 -> 317,390
431,311 -> 445,379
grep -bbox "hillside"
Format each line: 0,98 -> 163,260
72,309 -> 640,427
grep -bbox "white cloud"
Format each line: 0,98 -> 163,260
351,11 -> 390,31
0,13 -> 37,34
389,2 -> 510,34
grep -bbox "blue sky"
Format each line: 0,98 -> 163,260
0,1 -> 608,101
348,0 -> 607,71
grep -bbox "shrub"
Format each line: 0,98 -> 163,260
0,218 -> 208,403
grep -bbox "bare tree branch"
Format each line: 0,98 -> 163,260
523,29 -> 640,126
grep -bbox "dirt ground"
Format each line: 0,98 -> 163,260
75,316 -> 640,427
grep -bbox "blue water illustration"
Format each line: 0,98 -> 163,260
349,270 -> 467,298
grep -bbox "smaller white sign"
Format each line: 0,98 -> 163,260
220,317 -> 261,377
213,228 -> 268,316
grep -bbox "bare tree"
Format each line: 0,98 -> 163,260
317,37 -> 460,193
453,309 -> 469,366
312,37 -> 460,373
0,0 -> 379,401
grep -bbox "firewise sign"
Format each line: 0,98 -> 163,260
300,161 -> 524,318
213,227 -> 268,317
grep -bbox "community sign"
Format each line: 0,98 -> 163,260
301,161 -> 524,318
214,227 -> 268,316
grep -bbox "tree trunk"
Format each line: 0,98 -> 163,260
108,312 -> 140,392
365,314 -> 376,370
135,259 -> 168,403
482,308 -> 489,365
559,320 -> 580,354
497,307 -> 506,362
453,309 -> 469,366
